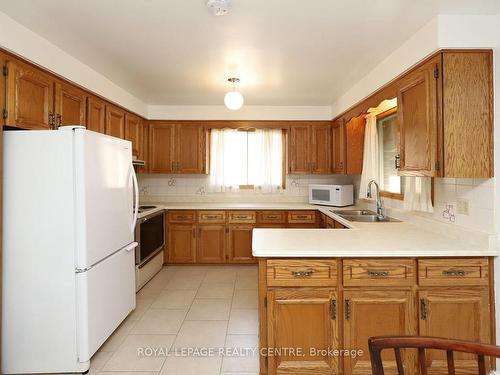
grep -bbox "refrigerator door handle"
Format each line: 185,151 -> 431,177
131,163 -> 139,233
125,242 -> 138,252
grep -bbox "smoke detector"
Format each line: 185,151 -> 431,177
206,0 -> 230,16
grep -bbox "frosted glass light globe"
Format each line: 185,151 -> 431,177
224,91 -> 244,110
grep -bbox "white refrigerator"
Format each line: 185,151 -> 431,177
2,127 -> 139,374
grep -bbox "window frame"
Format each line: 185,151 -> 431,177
209,128 -> 287,190
376,107 -> 404,201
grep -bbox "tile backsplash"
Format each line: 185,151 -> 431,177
138,174 -> 354,203
353,176 -> 496,234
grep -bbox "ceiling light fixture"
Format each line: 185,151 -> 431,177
224,77 -> 244,110
206,0 -> 230,16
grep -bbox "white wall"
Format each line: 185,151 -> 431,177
0,11 -> 148,117
147,105 -> 332,121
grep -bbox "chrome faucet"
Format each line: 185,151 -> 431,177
367,180 -> 385,220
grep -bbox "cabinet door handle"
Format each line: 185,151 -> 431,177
345,300 -> 351,320
290,269 -> 315,277
367,270 -> 390,277
395,154 -> 401,170
266,215 -> 279,219
234,215 -> 249,219
420,298 -> 428,320
171,161 -> 175,171
442,269 -> 466,277
49,111 -> 55,129
331,299 -> 337,320
56,113 -> 62,127
295,215 -> 309,219
205,215 -> 219,219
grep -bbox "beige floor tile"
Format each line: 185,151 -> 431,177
100,319 -> 137,352
173,265 -> 211,277
235,275 -> 258,290
173,321 -> 228,349
186,299 -> 231,321
165,275 -> 204,290
236,266 -> 258,277
126,297 -> 155,321
137,281 -> 164,299
196,283 -> 235,299
102,334 -> 175,372
151,289 -> 197,309
159,355 -> 222,375
146,269 -> 175,290
222,335 -> 259,373
203,270 -> 237,284
88,350 -> 113,374
228,309 -> 259,335
131,309 -> 187,335
232,290 -> 258,309
100,373 -> 157,375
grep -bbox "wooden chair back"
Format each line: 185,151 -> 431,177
368,336 -> 500,375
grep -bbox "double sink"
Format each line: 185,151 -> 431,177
331,209 -> 401,223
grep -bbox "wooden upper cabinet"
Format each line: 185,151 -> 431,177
124,112 -> 143,157
418,288 -> 491,374
0,53 -> 6,126
332,119 -> 346,174
343,290 -> 414,375
288,124 -> 311,174
176,122 -> 206,174
397,55 -> 439,177
54,81 -> 86,127
441,51 -> 493,178
267,288 -> 339,374
149,122 -> 175,173
137,122 -> 149,173
105,104 -> 126,139
86,96 -> 106,133
4,60 -> 55,130
345,115 -> 365,175
310,123 -> 332,174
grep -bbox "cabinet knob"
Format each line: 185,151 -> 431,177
330,299 -> 337,320
291,269 -> 315,277
420,298 -> 428,320
345,300 -> 351,320
367,270 -> 390,277
442,269 -> 465,277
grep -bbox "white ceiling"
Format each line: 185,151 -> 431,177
1,0 -> 499,106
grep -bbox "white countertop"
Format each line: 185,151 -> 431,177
139,202 -> 497,257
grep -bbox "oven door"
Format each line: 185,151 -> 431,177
135,211 -> 165,265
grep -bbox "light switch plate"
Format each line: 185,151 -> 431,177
457,198 -> 469,215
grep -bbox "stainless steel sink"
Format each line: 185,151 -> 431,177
342,215 -> 401,223
330,209 -> 376,216
330,209 -> 401,223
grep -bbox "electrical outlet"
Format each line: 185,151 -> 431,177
457,198 -> 469,215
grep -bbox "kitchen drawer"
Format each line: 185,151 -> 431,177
257,210 -> 287,225
288,210 -> 317,224
343,259 -> 415,287
198,210 -> 226,224
267,260 -> 338,287
228,211 -> 256,224
418,258 -> 489,286
167,210 -> 196,223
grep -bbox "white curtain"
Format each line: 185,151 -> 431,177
251,128 -> 283,193
359,114 -> 380,199
208,128 -> 241,192
209,128 -> 283,193
403,177 -> 434,213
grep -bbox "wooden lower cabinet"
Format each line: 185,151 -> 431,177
168,224 -> 196,263
418,288 -> 491,375
227,225 -> 255,263
197,225 -> 226,263
267,288 -> 339,374
343,290 -> 415,375
259,258 -> 493,375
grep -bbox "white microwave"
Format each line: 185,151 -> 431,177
309,184 -> 354,207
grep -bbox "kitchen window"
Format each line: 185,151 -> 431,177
376,108 -> 404,199
208,128 -> 284,193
